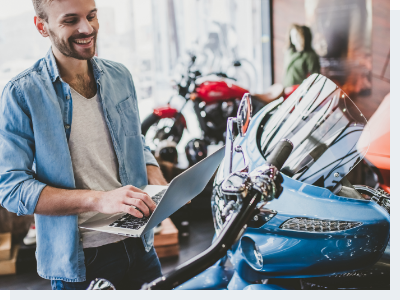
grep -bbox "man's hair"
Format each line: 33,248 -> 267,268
32,0 -> 54,22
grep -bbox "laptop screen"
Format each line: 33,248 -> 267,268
143,147 -> 225,234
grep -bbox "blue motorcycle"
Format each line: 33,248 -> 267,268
91,74 -> 390,290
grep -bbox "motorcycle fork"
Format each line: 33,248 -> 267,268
169,100 -> 189,135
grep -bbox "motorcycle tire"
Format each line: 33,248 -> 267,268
141,113 -> 184,147
141,113 -> 161,136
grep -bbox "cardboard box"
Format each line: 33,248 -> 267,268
0,232 -> 12,261
154,218 -> 179,258
155,244 -> 179,258
154,218 -> 178,247
0,244 -> 19,276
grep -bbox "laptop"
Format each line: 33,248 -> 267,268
79,147 -> 224,238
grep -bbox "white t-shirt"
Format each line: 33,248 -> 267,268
69,88 -> 127,248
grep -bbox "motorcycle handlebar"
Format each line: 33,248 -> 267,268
141,193 -> 262,290
266,139 -> 294,170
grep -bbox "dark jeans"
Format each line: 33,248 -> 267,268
51,238 -> 162,290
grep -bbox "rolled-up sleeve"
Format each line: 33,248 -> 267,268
0,82 -> 47,216
141,134 -> 159,167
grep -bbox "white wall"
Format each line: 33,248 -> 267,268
0,0 -> 265,98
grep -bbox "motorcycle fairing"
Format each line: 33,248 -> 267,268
226,174 -> 389,279
212,89 -> 389,279
174,258 -> 234,290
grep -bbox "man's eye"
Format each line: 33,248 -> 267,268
64,19 -> 77,24
87,15 -> 96,21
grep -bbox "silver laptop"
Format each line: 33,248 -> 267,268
79,147 -> 224,238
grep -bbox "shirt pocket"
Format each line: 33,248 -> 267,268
116,96 -> 140,136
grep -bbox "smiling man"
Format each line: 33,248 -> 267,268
0,0 -> 167,290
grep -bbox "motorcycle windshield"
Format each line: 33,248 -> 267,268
260,74 -> 370,190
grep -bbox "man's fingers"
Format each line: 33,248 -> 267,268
126,191 -> 156,212
123,196 -> 150,217
125,186 -> 156,211
122,205 -> 144,218
127,185 -> 147,194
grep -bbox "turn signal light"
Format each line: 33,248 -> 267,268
280,217 -> 362,232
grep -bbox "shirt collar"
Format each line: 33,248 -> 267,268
44,47 -> 104,83
90,56 -> 104,80
44,48 -> 61,83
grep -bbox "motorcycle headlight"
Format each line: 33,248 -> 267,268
280,217 -> 362,232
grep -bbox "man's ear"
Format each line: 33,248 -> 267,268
34,16 -> 49,38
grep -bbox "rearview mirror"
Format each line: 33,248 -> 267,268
237,93 -> 252,137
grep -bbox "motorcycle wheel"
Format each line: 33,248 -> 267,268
141,113 -> 184,151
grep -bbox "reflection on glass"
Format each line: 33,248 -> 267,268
260,74 -> 370,190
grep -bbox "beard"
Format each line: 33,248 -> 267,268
48,28 -> 97,60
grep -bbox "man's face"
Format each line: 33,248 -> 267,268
44,0 -> 99,60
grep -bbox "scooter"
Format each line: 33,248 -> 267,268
90,74 -> 389,290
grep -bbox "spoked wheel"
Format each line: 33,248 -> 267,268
141,113 -> 185,152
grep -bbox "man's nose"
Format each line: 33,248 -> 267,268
77,18 -> 94,35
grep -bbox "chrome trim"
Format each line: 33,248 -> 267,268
280,217 -> 363,233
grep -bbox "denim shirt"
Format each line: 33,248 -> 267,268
0,49 -> 158,282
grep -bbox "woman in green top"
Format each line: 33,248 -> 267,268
283,24 -> 320,87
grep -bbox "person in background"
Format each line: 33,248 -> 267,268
283,24 -> 320,87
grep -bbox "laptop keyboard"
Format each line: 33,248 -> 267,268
108,189 -> 167,230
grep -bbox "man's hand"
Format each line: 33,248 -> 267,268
35,185 -> 156,218
95,185 -> 156,218
35,166 -> 167,217
147,165 -> 168,185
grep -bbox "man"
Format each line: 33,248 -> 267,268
0,0 -> 168,290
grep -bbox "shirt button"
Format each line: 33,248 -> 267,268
80,238 -> 83,242
66,95 -> 70,100
65,124 -> 70,129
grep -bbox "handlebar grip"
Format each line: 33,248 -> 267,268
265,139 -> 293,170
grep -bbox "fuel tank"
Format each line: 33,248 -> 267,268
195,80 -> 249,104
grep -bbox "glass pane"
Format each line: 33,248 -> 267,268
260,74 -> 370,190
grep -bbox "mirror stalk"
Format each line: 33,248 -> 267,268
224,117 -> 237,178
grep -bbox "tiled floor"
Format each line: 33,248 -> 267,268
0,212 -> 215,290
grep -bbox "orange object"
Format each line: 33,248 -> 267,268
357,93 -> 390,190
190,92 -> 198,101
363,93 -> 390,170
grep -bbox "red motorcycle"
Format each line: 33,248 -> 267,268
141,55 -> 295,153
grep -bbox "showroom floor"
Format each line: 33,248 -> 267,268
0,213 -> 215,290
